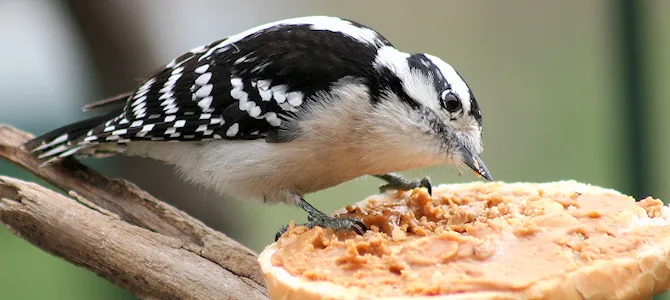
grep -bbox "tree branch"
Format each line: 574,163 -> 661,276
0,125 -> 268,300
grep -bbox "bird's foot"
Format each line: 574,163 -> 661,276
275,198 -> 367,241
275,216 -> 366,241
375,173 -> 432,195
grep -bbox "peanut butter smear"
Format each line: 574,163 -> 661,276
271,182 -> 670,297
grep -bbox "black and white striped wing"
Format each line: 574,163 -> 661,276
28,16 -> 392,159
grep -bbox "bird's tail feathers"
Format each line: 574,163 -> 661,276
24,111 -> 122,164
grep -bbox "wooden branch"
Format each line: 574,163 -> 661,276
0,125 -> 268,300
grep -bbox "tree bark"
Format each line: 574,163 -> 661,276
0,125 -> 268,300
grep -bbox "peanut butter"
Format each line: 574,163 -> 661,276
270,183 -> 670,297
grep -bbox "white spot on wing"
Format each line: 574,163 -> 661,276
137,78 -> 155,92
265,112 -> 281,127
132,101 -> 146,112
198,96 -> 213,110
161,98 -> 175,106
112,129 -> 127,135
252,61 -> 271,73
287,91 -> 303,106
32,134 -> 69,152
195,84 -> 213,98
230,77 -> 243,88
50,134 -> 69,145
38,145 -> 69,158
239,101 -> 252,111
249,106 -> 262,117
174,120 -> 186,128
234,55 -> 248,65
195,73 -> 212,86
58,146 -> 83,158
164,103 -> 177,111
230,88 -> 248,102
190,45 -> 206,53
278,101 -> 298,112
194,65 -> 209,74
272,85 -> 287,103
168,73 -> 181,82
226,123 -> 239,137
158,92 -> 174,100
257,80 -> 271,90
166,59 -> 177,68
134,88 -> 149,99
131,96 -> 147,107
259,88 -> 272,101
135,108 -> 147,117
159,84 -> 173,94
136,124 -> 154,136
171,67 -> 185,75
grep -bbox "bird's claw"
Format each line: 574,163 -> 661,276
378,175 -> 432,196
275,215 -> 367,241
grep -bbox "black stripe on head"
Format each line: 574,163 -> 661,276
469,89 -> 483,128
406,54 -> 450,93
371,66 -> 422,110
451,67 -> 483,129
410,53 -> 483,129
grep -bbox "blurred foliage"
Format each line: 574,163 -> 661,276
0,0 -> 668,299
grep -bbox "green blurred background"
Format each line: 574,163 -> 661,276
1,0 -> 668,299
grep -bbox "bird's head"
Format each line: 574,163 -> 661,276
373,46 -> 492,181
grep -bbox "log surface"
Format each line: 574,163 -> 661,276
0,125 -> 268,300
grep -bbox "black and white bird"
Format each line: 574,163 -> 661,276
25,16 -> 492,239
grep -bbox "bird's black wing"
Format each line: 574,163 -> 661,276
26,16 -> 392,160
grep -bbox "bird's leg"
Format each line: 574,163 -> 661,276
374,173 -> 432,196
275,197 -> 367,241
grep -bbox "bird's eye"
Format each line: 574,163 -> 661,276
441,91 -> 462,113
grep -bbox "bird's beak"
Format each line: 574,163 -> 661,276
458,147 -> 493,181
